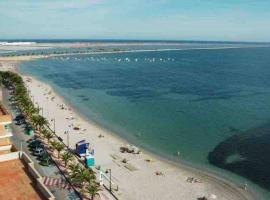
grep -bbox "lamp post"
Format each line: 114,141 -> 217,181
53,118 -> 55,133
37,105 -> 43,116
109,169 -> 112,192
64,130 -> 70,148
51,118 -> 55,133
20,139 -> 24,158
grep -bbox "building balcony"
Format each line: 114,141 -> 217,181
0,125 -> 12,139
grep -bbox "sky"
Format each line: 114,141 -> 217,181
0,0 -> 270,42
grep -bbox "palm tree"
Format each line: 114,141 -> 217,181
49,140 -> 58,155
16,95 -> 32,112
31,114 -> 48,131
55,142 -> 65,158
42,129 -> 54,143
86,182 -> 101,200
61,151 -> 74,167
71,167 -> 95,187
68,162 -> 81,174
24,104 -> 38,116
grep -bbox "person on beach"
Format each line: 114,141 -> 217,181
243,183 -> 248,191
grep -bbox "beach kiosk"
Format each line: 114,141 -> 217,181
85,155 -> 95,167
76,140 -> 90,156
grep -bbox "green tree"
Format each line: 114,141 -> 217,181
42,129 -> 54,143
71,167 -> 95,186
61,151 -> 74,167
86,182 -> 101,200
24,104 -> 38,116
68,162 -> 81,175
55,142 -> 65,158
31,114 -> 48,130
49,140 -> 58,155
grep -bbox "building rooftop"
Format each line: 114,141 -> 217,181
0,137 -> 11,147
0,125 -> 12,138
0,102 -> 9,115
0,102 -> 12,124
0,159 -> 45,200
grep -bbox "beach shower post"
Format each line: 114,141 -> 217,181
64,130 -> 70,148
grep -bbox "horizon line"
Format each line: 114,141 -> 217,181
0,38 -> 269,44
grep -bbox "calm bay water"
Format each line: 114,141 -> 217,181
20,46 -> 270,199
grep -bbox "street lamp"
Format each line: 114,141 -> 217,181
64,130 -> 70,148
19,139 -> 24,158
108,169 -> 112,192
40,107 -> 43,116
37,105 -> 43,116
51,118 -> 55,133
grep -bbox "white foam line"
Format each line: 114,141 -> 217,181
50,45 -> 270,58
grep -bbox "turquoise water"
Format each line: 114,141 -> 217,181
20,46 -> 270,199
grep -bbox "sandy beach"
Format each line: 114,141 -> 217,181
0,57 -> 257,200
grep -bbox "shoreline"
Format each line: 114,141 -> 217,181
34,79 -> 261,200
2,57 -> 258,200
23,74 -> 257,200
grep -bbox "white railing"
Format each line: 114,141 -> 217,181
0,151 -> 19,162
0,144 -> 12,151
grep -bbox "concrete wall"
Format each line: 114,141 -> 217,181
37,178 -> 56,200
21,152 -> 56,200
0,151 -> 19,162
0,144 -> 12,151
21,151 -> 32,163
0,86 -> 2,101
28,160 -> 41,179
0,151 -> 55,200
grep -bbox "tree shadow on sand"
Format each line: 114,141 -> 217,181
208,122 -> 270,190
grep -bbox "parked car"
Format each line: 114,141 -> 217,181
16,119 -> 25,125
14,114 -> 25,125
27,136 -> 38,143
28,139 -> 42,148
33,147 -> 45,156
38,153 -> 53,166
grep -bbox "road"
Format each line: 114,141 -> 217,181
2,87 -> 80,200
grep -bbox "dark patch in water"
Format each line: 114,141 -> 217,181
82,97 -> 90,101
106,89 -> 161,100
208,122 -> 270,190
192,91 -> 265,102
228,126 -> 241,133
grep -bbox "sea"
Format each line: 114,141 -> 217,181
17,42 -> 270,199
